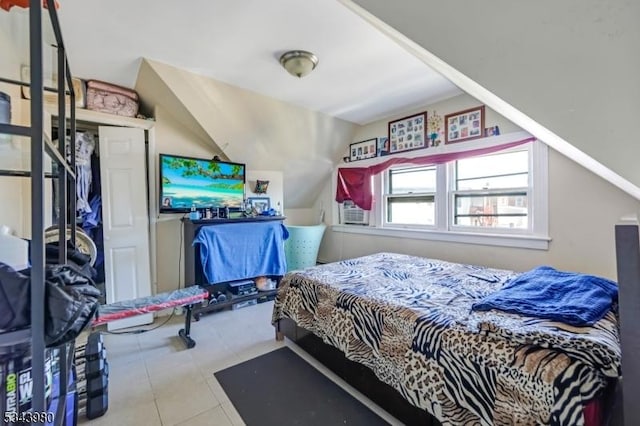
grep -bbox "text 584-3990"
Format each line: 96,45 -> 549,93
4,411 -> 55,423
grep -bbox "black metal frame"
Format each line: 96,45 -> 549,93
615,221 -> 640,425
0,1 -> 77,423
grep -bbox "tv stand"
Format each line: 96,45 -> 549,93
182,216 -> 286,319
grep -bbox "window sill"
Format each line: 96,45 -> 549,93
331,224 -> 550,250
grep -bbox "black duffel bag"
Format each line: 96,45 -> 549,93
0,262 -> 101,346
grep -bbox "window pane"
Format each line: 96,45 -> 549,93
454,193 -> 528,229
456,150 -> 528,189
457,173 -> 528,190
389,166 -> 436,194
387,195 -> 435,225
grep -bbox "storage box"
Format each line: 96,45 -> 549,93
20,66 -> 86,108
1,345 -> 56,423
85,80 -> 139,117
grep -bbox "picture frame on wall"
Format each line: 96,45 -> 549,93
388,111 -> 427,154
349,138 -> 378,162
445,105 -> 486,144
377,136 -> 390,156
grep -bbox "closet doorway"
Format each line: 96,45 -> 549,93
53,118 -> 153,330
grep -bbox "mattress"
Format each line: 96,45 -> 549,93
272,252 -> 620,426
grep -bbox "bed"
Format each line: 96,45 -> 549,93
272,252 -> 620,426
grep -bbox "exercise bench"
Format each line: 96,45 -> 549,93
91,286 -> 208,348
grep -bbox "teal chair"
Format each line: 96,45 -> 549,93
284,224 -> 327,272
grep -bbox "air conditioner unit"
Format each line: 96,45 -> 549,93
342,200 -> 369,225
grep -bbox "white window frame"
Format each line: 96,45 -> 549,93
382,165 -> 438,229
448,143 -> 538,236
337,139 -> 549,250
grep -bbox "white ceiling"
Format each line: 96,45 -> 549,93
55,0 -> 460,125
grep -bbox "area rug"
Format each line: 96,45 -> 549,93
214,346 -> 389,426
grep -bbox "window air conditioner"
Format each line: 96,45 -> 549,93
342,200 -> 369,225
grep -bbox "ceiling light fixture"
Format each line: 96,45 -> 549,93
279,50 -> 318,78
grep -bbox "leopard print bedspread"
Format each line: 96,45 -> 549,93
271,253 -> 620,426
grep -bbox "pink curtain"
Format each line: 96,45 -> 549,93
336,167 -> 373,210
336,137 -> 535,211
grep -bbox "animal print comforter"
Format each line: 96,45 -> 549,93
271,253 -> 620,426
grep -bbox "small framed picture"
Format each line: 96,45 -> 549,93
349,138 -> 378,162
484,125 -> 501,137
388,111 -> 427,154
253,179 -> 269,194
248,197 -> 270,214
445,106 -> 485,144
377,136 -> 390,156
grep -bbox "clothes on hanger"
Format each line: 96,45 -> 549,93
74,131 -> 96,215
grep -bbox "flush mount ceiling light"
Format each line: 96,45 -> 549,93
279,50 -> 319,78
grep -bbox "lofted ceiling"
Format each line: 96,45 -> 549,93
55,0 -> 461,125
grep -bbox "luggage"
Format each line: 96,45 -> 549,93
85,80 -> 139,118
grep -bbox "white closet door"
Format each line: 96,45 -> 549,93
99,126 -> 153,330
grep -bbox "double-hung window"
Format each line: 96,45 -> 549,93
373,141 -> 547,247
451,149 -> 530,231
384,166 -> 437,226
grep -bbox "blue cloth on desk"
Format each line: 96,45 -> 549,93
472,266 -> 618,326
193,221 -> 289,284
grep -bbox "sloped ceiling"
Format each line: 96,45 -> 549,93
351,0 -> 640,199
136,59 -> 357,208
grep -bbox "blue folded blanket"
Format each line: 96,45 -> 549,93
472,266 -> 618,326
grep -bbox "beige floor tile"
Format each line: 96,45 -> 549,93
78,399 -> 160,426
155,379 -> 219,426
205,376 -> 231,405
191,348 -> 239,377
101,334 -> 144,366
137,335 -> 189,360
177,405 -> 233,426
108,376 -> 155,411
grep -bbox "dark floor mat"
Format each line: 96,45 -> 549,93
214,346 -> 389,426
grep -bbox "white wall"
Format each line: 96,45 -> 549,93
350,0 -> 640,191
0,19 -> 27,237
137,59 -> 358,209
317,94 -> 640,279
246,170 -> 283,214
0,20 -> 54,239
152,106 -> 220,293
151,106 -> 285,293
350,93 -> 519,154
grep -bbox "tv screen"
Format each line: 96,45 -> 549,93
159,154 -> 245,213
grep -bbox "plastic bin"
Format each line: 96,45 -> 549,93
284,224 -> 326,272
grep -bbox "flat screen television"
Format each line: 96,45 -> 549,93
159,153 -> 245,213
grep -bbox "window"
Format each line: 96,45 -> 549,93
452,150 -> 529,230
373,142 -> 546,243
384,166 -> 436,226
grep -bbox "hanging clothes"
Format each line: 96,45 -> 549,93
75,131 -> 96,215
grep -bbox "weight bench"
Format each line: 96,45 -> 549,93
91,286 -> 208,348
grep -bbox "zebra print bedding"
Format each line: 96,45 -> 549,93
271,252 -> 620,426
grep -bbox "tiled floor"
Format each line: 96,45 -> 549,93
78,301 -> 401,425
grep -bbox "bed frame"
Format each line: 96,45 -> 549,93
275,318 -> 441,426
614,221 -> 640,425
